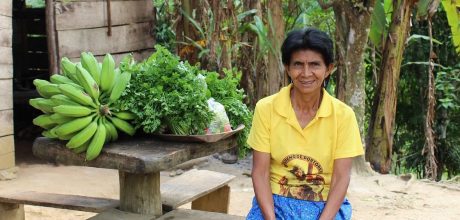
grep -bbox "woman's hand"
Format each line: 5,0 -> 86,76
252,150 -> 275,220
319,157 -> 354,220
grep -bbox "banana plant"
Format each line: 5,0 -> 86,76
442,0 -> 460,54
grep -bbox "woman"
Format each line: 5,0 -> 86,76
246,28 -> 364,220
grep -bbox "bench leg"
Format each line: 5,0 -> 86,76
119,171 -> 162,217
191,185 -> 230,214
0,203 -> 25,220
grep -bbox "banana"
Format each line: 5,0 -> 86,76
109,116 -> 135,136
50,74 -> 74,84
112,111 -> 136,120
60,57 -> 79,83
54,114 -> 95,137
86,119 -> 106,161
101,117 -> 111,142
36,99 -> 56,113
59,84 -> 97,108
109,72 -> 131,104
50,113 -> 74,124
66,119 -> 98,148
50,94 -> 79,106
37,84 -> 61,98
76,63 -> 100,102
104,118 -> 118,141
81,52 -> 101,85
42,130 -> 57,139
72,139 -> 90,154
29,98 -> 47,111
53,105 -> 94,117
33,114 -> 56,129
57,132 -> 75,141
100,54 -> 116,93
33,79 -> 51,88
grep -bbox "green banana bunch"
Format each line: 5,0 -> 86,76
30,52 -> 137,161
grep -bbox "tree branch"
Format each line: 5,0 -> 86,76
317,0 -> 334,10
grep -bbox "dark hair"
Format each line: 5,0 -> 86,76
281,28 -> 334,66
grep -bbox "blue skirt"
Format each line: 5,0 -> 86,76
246,194 -> 352,220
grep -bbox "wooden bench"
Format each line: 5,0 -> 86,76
90,208 -> 244,220
0,169 -> 236,219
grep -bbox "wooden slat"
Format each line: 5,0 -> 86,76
161,169 -> 235,210
0,15 -> 11,29
0,204 -> 24,220
68,49 -> 154,64
0,28 -> 11,47
157,209 -> 245,220
0,79 -> 12,110
0,152 -> 14,170
33,135 -> 238,174
0,64 -> 12,79
0,0 -> 12,17
192,185 -> 230,213
0,191 -> 119,213
55,0 -> 154,30
58,22 -> 155,57
0,47 -> 12,65
0,110 -> 13,136
0,135 -> 14,156
88,208 -> 155,220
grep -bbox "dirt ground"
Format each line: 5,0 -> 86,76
1,154 -> 460,220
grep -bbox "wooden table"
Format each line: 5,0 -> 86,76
32,136 -> 237,217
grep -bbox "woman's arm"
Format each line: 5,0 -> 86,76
252,150 -> 275,220
319,157 -> 353,220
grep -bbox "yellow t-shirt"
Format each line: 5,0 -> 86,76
247,84 -> 364,202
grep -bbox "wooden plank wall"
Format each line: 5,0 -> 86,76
0,0 -> 15,170
51,0 -> 155,71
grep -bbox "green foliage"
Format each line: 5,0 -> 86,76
204,69 -> 253,157
153,0 -> 176,51
26,0 -> 45,8
369,0 -> 392,47
441,0 -> 460,54
118,45 -> 213,135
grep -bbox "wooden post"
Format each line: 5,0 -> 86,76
0,203 -> 24,220
191,185 -> 230,214
119,171 -> 162,216
46,0 -> 58,75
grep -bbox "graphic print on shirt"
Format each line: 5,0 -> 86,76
278,154 -> 326,201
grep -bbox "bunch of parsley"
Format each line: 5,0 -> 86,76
118,45 -> 212,135
204,69 -> 253,157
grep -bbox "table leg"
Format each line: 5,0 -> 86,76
119,171 -> 162,216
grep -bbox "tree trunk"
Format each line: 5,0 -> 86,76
266,0 -> 286,95
239,0 -> 260,107
319,0 -> 376,175
366,0 -> 416,174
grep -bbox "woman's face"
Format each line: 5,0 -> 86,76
285,49 -> 333,95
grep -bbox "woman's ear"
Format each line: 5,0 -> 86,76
326,63 -> 334,77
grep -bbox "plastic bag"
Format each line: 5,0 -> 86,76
205,98 -> 232,134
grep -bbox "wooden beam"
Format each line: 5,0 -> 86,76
0,191 -> 119,213
0,152 -> 14,170
55,0 -> 154,30
0,110 -> 13,136
0,28 -> 12,47
46,0 -> 59,76
0,15 -> 11,29
0,0 -> 12,17
68,49 -> 154,64
0,204 -> 24,220
32,136 -> 238,174
0,64 -> 12,79
0,79 -> 12,110
0,47 -> 12,65
119,171 -> 162,216
0,135 -> 14,156
156,209 -> 245,220
57,22 -> 155,58
191,185 -> 230,214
